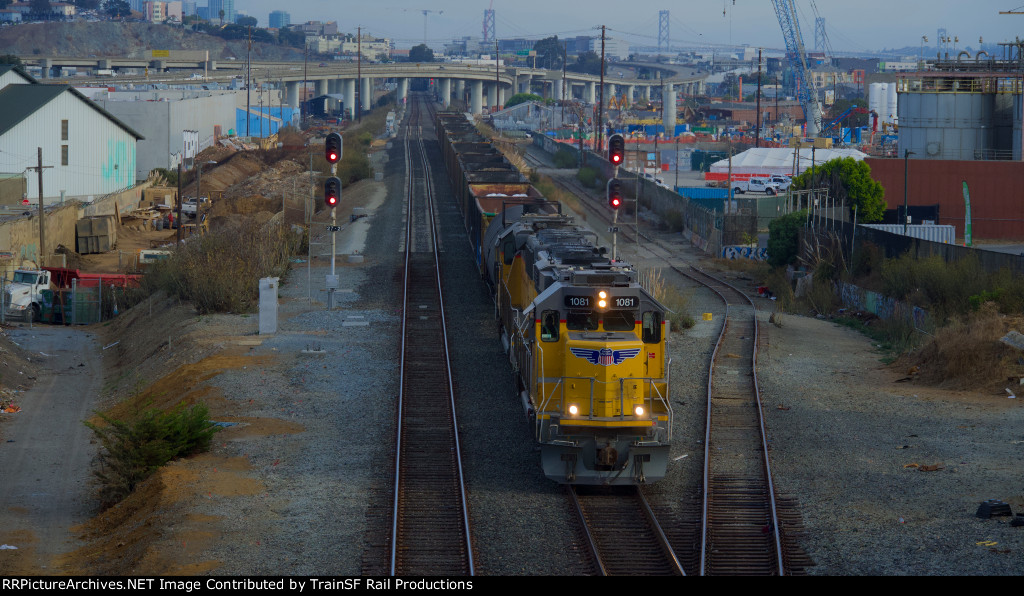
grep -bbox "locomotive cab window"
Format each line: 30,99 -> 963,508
642,311 -> 662,344
603,310 -> 636,331
566,311 -> 599,331
540,310 -> 559,342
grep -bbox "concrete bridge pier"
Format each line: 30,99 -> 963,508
439,78 -> 451,107
585,81 -> 595,104
342,79 -> 355,119
663,83 -> 676,135
286,81 -> 300,109
627,85 -> 635,105
552,79 -> 564,102
398,77 -> 408,104
643,85 -> 651,102
454,79 -> 465,104
315,78 -> 328,99
361,77 -> 373,112
471,80 -> 483,115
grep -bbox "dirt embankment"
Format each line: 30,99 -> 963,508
0,22 -> 305,61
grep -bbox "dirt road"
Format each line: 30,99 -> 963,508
0,327 -> 103,573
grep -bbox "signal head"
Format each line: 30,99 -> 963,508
608,133 -> 625,166
325,132 -> 342,164
606,177 -> 623,211
324,176 -> 341,208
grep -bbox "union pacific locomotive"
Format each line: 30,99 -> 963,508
436,111 -> 672,485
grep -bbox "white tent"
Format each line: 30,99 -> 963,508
710,147 -> 868,177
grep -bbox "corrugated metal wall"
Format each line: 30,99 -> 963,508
866,157 -> 1024,241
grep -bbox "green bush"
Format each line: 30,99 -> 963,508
767,209 -> 807,268
663,209 -> 683,232
553,148 -> 577,169
576,166 -> 601,189
85,403 -> 218,509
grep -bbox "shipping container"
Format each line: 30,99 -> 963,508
677,187 -> 729,200
861,223 -> 956,244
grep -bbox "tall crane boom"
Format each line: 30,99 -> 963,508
771,0 -> 823,136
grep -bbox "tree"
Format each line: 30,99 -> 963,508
236,15 -> 257,28
791,157 -> 886,222
0,0 -> 12,8
505,93 -> 541,109
567,51 -> 602,76
533,36 -> 564,70
103,0 -> 130,18
277,28 -> 306,48
767,209 -> 808,268
74,0 -> 101,9
409,44 -> 433,63
0,54 -> 21,66
218,9 -> 225,25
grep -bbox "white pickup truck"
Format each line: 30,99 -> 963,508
5,269 -> 52,321
731,178 -> 781,196
180,197 -> 210,217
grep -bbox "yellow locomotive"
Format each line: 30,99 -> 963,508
483,207 -> 672,485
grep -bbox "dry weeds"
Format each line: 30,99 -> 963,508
909,303 -> 1024,391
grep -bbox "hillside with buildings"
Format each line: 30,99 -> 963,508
0,22 -> 305,61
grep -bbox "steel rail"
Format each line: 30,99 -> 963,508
389,96 -> 474,576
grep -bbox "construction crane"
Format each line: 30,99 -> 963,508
771,0 -> 823,136
405,9 -> 443,43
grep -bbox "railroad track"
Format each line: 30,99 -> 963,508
691,267 -> 783,576
389,95 -> 474,576
527,151 -> 790,575
570,486 -> 685,576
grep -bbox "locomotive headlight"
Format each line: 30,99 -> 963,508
634,405 -> 645,417
597,290 -> 608,309
598,291 -> 607,299
568,404 -> 579,416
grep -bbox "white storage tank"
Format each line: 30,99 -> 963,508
869,83 -> 885,125
887,82 -> 899,126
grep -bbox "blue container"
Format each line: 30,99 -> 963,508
677,187 -> 729,200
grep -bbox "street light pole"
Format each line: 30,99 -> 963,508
904,149 -> 915,234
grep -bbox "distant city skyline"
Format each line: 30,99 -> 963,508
235,0 -> 1024,54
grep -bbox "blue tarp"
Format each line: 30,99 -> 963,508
234,107 -> 297,139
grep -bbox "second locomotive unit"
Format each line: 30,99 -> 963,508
437,112 -> 673,485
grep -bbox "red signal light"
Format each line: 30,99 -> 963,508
608,134 -> 625,166
324,176 -> 341,208
325,132 -> 342,165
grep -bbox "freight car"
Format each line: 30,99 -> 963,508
436,112 -> 672,485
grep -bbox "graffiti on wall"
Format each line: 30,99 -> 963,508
839,282 -> 929,329
721,246 -> 768,260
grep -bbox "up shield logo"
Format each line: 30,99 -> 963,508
570,347 -> 641,366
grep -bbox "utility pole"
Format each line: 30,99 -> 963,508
561,41 -> 567,127
756,49 -> 762,148
495,38 -> 500,111
176,162 -> 183,244
597,25 -> 606,154
357,27 -> 362,122
246,25 -> 252,137
27,148 -> 52,267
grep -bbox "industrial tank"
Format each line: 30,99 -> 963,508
898,87 -> 994,160
869,83 -> 886,125
887,82 -> 898,126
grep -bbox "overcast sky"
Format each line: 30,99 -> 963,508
240,0 -> 1024,54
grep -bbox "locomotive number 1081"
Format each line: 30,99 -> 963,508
562,295 -> 639,309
